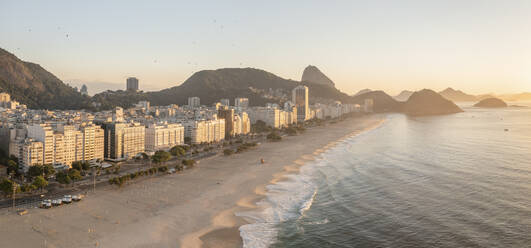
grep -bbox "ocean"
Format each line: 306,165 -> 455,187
238,103 -> 531,248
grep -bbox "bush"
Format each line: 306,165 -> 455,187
182,159 -> 196,167
223,149 -> 234,156
267,132 -> 282,141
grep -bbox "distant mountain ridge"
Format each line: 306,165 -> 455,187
0,48 -> 89,109
91,67 -> 355,110
439,87 -> 477,102
0,48 -> 468,117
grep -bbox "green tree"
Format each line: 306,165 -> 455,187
0,178 -> 19,196
27,165 -> 45,178
32,176 -> 49,191
42,164 -> 56,178
6,160 -> 18,174
71,161 -> 83,171
56,171 -> 72,184
152,150 -> 171,164
81,162 -> 91,171
140,152 -> 149,160
170,146 -> 186,157
68,169 -> 83,182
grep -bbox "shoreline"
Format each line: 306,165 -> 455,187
0,115 -> 385,248
192,116 -> 387,248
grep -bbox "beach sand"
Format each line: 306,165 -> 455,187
0,115 -> 384,248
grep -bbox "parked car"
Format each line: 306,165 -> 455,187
72,194 -> 83,202
62,195 -> 72,204
52,199 -> 63,206
40,199 -> 52,209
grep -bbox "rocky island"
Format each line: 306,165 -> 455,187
403,89 -> 464,116
474,98 -> 508,108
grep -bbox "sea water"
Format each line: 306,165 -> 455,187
238,103 -> 531,248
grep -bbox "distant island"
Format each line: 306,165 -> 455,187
403,89 -> 463,116
474,98 -> 508,108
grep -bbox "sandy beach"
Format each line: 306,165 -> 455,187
0,115 -> 384,248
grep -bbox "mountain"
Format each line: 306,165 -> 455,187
301,65 -> 335,87
394,90 -> 414,102
353,89 -> 372,96
498,93 -> 531,102
92,68 -> 354,110
439,88 -> 477,102
351,91 -> 402,112
0,48 -> 89,109
474,98 -> 507,108
403,89 -> 463,116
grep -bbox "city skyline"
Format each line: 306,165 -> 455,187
1,0 -> 531,95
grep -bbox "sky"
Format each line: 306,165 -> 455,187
1,0 -> 530,95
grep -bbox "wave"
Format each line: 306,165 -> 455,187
237,163 -> 320,248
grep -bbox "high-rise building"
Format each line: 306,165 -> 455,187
220,99 -> 230,106
126,77 -> 139,92
218,107 -> 235,139
239,112 -> 251,134
188,97 -> 200,108
21,139 -> 43,171
27,124 -> 55,165
234,98 -> 249,109
145,123 -> 185,152
292,86 -> 309,122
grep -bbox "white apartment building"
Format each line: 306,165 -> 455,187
248,107 -> 294,129
183,119 -> 225,144
27,124 -> 55,165
20,139 -> 43,171
145,123 -> 185,152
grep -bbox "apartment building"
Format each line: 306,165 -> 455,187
145,123 -> 185,151
102,122 -> 145,160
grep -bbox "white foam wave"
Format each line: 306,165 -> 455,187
237,162 -> 321,248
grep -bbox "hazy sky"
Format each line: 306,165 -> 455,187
1,0 -> 530,95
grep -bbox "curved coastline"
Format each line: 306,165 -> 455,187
191,116 -> 387,248
0,115 -> 385,248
